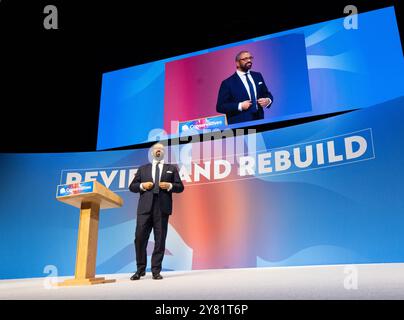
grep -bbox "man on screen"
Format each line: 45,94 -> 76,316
129,142 -> 184,280
216,51 -> 273,124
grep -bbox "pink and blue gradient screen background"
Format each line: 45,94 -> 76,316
164,33 -> 312,133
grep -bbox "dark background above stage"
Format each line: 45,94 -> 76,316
0,0 -> 402,153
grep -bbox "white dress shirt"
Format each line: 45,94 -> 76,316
152,159 -> 164,183
140,159 -> 172,191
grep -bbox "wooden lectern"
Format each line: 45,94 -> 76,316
55,180 -> 123,286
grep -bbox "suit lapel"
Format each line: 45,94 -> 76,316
160,163 -> 168,182
146,163 -> 168,182
233,73 -> 250,100
144,163 -> 153,182
250,72 -> 260,97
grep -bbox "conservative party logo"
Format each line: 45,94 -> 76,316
179,115 -> 227,133
56,181 -> 94,197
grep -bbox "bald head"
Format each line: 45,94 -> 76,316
235,51 -> 253,72
151,142 -> 165,161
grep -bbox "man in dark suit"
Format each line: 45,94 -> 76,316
216,50 -> 274,124
129,142 -> 184,280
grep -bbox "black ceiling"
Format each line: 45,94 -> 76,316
0,0 -> 402,152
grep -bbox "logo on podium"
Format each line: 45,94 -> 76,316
178,115 -> 227,133
57,181 -> 94,197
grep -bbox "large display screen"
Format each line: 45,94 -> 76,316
97,6 -> 403,150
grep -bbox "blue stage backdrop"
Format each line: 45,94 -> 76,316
1,96 -> 404,280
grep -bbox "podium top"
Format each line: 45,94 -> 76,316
56,180 -> 123,209
178,114 -> 227,133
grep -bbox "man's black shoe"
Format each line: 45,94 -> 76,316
130,271 -> 146,280
152,273 -> 163,280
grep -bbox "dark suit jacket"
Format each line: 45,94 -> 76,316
129,163 -> 184,215
216,71 -> 273,124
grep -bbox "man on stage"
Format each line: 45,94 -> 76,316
216,50 -> 274,124
129,142 -> 184,280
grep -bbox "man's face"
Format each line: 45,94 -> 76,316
237,52 -> 253,72
152,144 -> 165,160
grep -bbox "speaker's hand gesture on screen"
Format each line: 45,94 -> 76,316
241,100 -> 252,110
258,97 -> 271,107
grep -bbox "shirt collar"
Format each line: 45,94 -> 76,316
153,159 -> 164,165
237,70 -> 250,77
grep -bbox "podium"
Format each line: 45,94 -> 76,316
55,180 -> 123,286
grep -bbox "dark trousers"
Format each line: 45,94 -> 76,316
134,194 -> 169,274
